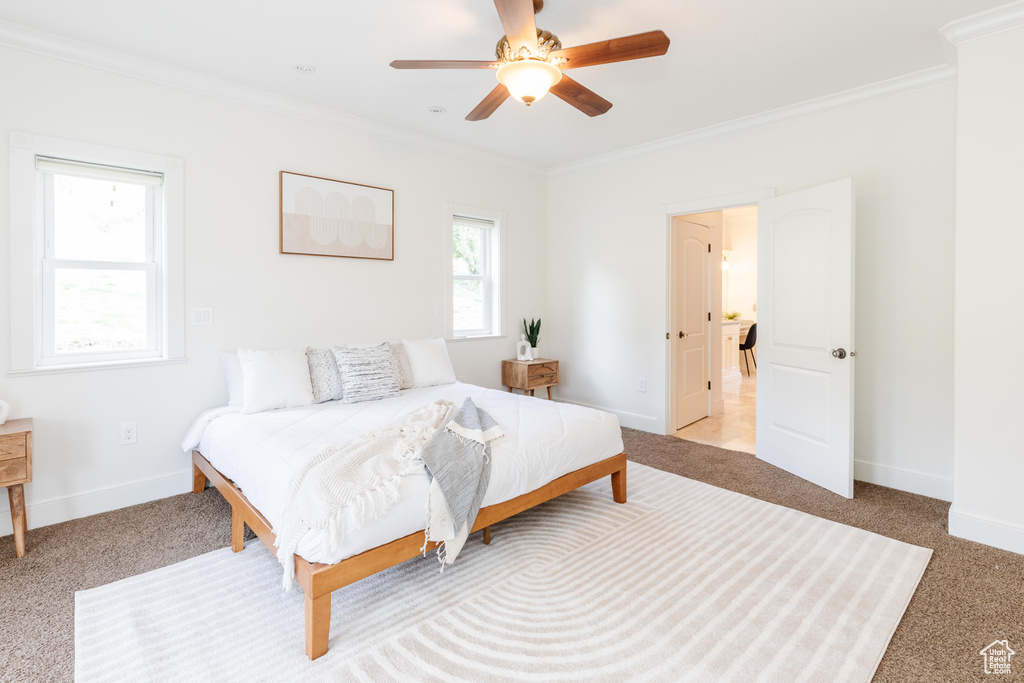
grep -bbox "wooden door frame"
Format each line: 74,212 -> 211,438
662,188 -> 776,436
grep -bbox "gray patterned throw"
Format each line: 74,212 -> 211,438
420,397 -> 503,567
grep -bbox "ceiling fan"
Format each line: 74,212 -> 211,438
390,0 -> 670,121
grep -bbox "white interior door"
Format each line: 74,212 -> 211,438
756,178 -> 855,497
674,220 -> 709,429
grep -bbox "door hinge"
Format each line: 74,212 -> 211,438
666,333 -> 669,340
708,312 -> 711,321
707,244 -> 711,253
707,381 -> 711,390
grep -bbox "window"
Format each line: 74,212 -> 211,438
39,159 -> 163,364
10,133 -> 184,373
445,205 -> 505,339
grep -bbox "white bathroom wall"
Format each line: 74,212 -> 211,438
547,80 -> 958,500
0,46 -> 547,533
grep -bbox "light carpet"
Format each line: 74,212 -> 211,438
75,462 -> 931,682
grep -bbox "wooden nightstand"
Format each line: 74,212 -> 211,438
0,418 -> 33,558
502,358 -> 559,400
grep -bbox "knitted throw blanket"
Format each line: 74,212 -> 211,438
273,399 -> 455,589
421,397 -> 504,568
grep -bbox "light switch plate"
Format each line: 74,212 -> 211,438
190,307 -> 213,326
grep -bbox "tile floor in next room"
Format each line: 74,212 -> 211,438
674,367 -> 756,453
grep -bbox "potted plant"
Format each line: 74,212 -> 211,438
523,318 -> 541,359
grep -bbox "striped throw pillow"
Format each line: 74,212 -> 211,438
332,343 -> 401,404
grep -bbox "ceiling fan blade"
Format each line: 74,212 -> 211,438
390,60 -> 498,69
549,74 -> 612,117
493,0 -> 538,56
466,84 -> 511,121
551,30 -> 670,69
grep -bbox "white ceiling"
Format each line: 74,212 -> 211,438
0,0 -> 1007,167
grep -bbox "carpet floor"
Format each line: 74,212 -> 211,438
1,428 -> 1021,681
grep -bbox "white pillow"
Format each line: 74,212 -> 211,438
219,351 -> 243,407
237,347 -> 315,414
402,337 -> 457,387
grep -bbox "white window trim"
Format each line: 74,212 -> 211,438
9,132 -> 185,374
444,203 -> 507,341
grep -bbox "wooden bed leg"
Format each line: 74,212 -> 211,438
305,591 -> 331,661
192,462 -> 207,493
483,526 -> 491,545
611,467 -> 627,504
231,508 -> 245,553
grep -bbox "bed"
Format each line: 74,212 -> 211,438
184,381 -> 627,660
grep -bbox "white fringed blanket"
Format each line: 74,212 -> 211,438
273,399 -> 455,588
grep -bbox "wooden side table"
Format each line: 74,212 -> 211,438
0,418 -> 33,558
502,358 -> 559,400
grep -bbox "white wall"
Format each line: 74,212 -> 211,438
950,21 -> 1024,553
547,82 -> 957,500
722,210 -> 757,321
0,46 -> 547,534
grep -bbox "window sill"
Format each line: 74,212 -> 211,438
447,334 -> 508,343
9,357 -> 188,377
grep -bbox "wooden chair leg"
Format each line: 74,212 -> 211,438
8,484 -> 27,558
231,507 -> 245,553
305,591 -> 331,660
611,467 -> 627,504
483,526 -> 491,545
192,462 -> 207,493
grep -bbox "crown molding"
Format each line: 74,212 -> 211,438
0,20 -> 546,178
548,65 -> 956,177
940,0 -> 1024,63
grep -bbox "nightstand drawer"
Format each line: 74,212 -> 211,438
0,434 -> 26,462
527,362 -> 558,387
0,457 -> 28,484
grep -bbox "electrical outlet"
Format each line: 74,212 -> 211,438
637,378 -> 647,393
120,422 -> 137,445
435,305 -> 443,318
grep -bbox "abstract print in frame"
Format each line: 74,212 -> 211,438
280,171 -> 394,260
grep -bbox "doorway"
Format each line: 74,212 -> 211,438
672,206 -> 758,452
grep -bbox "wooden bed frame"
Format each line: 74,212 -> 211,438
192,449 -> 627,660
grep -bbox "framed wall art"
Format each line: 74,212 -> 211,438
280,171 -> 394,260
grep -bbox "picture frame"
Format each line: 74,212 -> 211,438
279,171 -> 394,260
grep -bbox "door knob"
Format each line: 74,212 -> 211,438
678,331 -> 685,338
831,348 -> 847,359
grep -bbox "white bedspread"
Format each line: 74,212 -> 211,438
183,383 -> 623,565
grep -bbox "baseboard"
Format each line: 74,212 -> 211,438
949,508 -> 1024,555
853,460 -> 953,501
0,470 -> 192,536
555,398 -> 660,432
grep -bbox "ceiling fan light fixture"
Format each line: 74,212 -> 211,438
496,59 -> 562,106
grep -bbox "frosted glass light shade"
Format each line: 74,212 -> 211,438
496,59 -> 562,105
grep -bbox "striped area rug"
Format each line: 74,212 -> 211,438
75,462 -> 930,682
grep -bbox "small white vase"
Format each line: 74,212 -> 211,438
0,400 -> 9,425
531,347 -> 540,360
